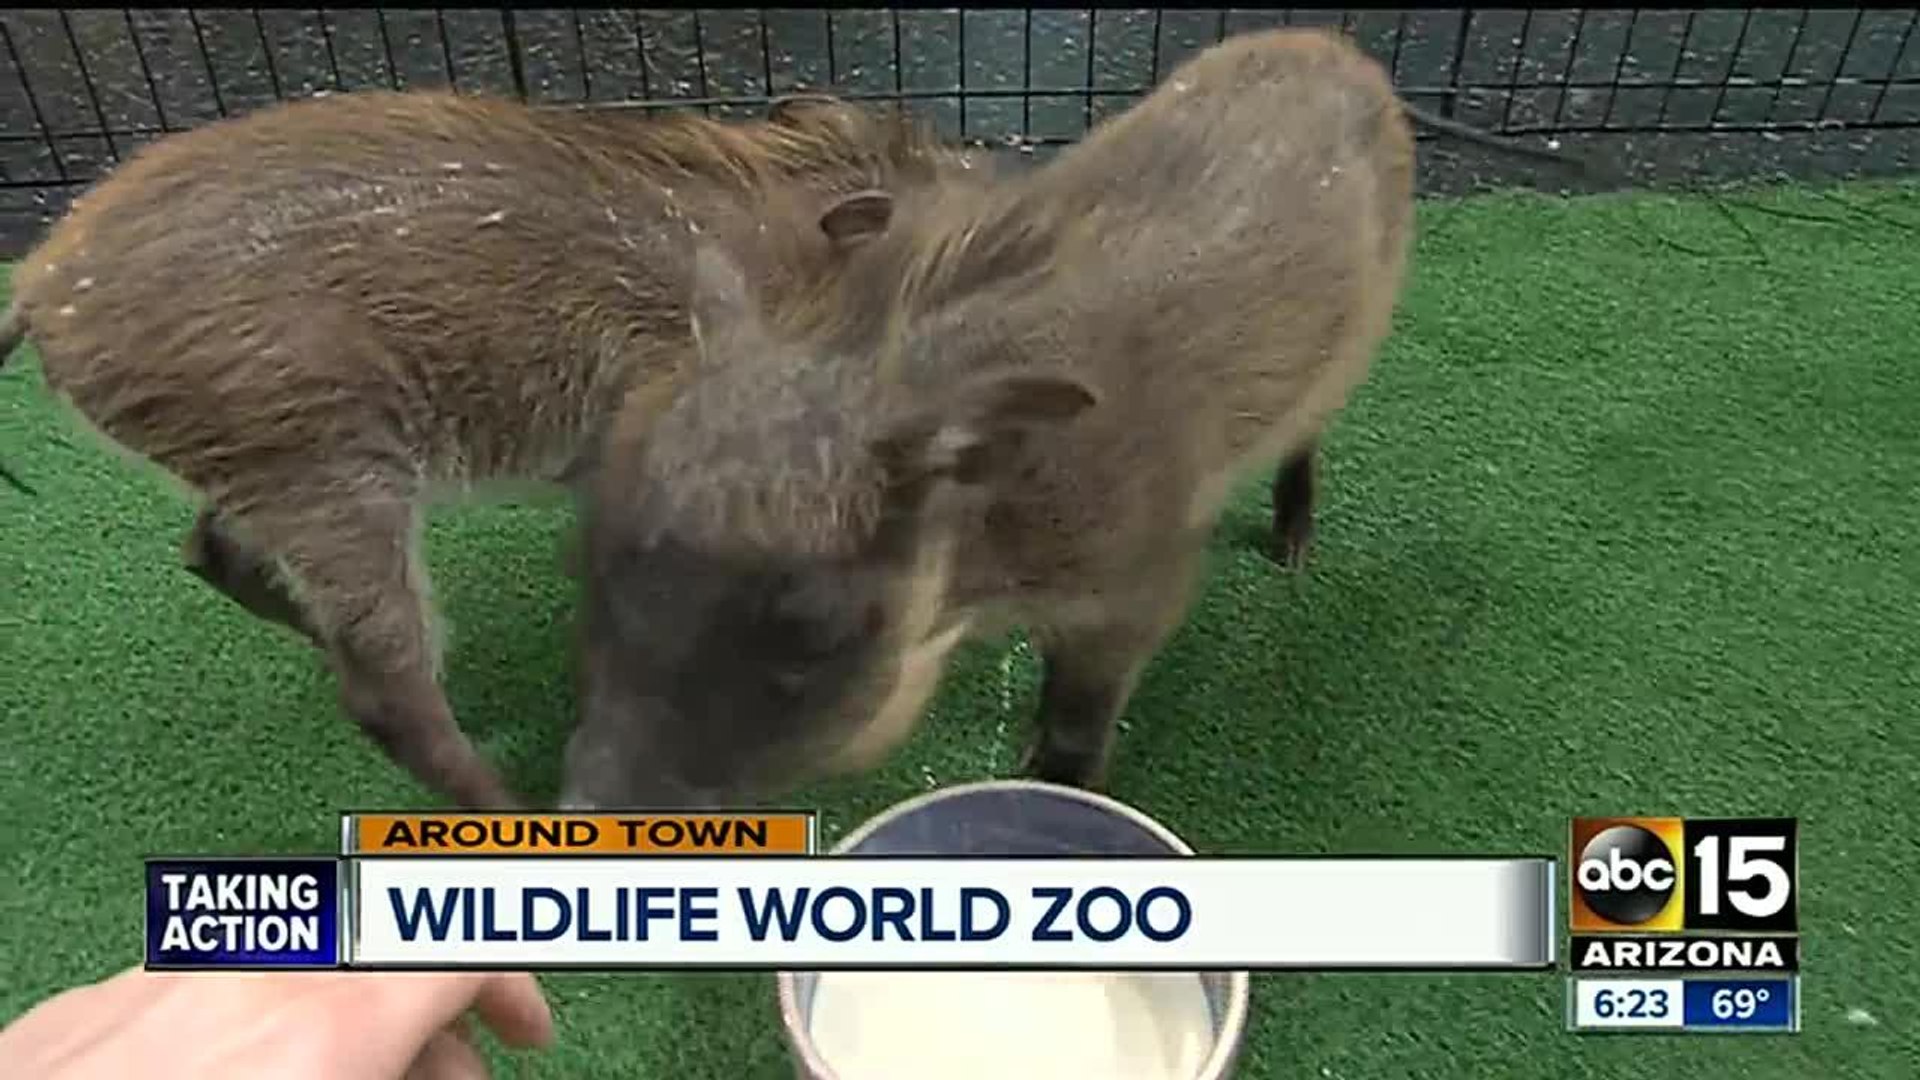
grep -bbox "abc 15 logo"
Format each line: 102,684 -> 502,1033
1569,817 -> 1798,933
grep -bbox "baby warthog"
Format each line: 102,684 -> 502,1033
0,87 -> 982,809
561,27 -> 1417,809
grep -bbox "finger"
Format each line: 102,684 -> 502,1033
38,965 -> 161,1020
322,973 -> 495,1076
402,1027 -> 492,1080
468,974 -> 555,1050
327,972 -> 551,1074
0,965 -> 163,1069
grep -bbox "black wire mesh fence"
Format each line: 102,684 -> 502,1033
2,8 -> 1918,255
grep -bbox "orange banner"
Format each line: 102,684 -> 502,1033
345,813 -> 813,855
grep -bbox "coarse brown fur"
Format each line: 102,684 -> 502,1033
562,28 -> 1416,808
0,86 -> 992,809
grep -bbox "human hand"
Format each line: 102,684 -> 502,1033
0,965 -> 554,1079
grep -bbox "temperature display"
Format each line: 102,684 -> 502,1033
1682,978 -> 1797,1031
1568,976 -> 1798,1034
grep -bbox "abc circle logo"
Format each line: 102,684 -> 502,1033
1576,824 -> 1677,926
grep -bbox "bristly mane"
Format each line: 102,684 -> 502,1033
544,95 -> 969,196
737,158 -> 1089,382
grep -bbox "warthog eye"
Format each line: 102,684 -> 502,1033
772,666 -> 813,699
766,575 -> 856,653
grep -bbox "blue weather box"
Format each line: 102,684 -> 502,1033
1684,978 -> 1796,1030
145,858 -> 341,970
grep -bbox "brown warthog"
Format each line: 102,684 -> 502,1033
0,87 -> 985,809
560,27 -> 1417,809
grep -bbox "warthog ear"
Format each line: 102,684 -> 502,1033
873,368 -> 1099,489
688,243 -> 760,361
818,190 -> 894,249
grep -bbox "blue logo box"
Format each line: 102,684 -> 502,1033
145,857 -> 341,970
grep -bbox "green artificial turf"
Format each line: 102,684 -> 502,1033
2,181 -> 1916,1077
